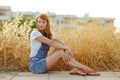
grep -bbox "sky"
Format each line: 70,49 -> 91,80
0,0 -> 120,28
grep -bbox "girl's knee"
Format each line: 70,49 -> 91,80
56,49 -> 64,53
54,49 -> 64,56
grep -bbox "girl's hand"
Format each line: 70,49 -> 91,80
62,52 -> 71,65
63,50 -> 71,64
66,47 -> 74,58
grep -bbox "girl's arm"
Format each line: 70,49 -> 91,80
35,36 -> 68,50
53,38 -> 65,45
53,38 -> 74,58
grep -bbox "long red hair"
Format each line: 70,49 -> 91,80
36,13 -> 53,39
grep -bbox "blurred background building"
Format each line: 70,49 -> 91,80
0,6 -> 115,27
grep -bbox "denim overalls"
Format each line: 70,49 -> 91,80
29,43 -> 50,73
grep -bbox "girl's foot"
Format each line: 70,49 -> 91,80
82,69 -> 100,76
69,68 -> 87,76
86,70 -> 100,76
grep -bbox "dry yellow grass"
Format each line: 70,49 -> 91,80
0,16 -> 120,71
51,22 -> 120,71
0,15 -> 32,71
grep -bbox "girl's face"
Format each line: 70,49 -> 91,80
37,18 -> 47,30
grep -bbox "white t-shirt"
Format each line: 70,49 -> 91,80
30,30 -> 55,58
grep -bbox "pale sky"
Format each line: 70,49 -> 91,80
0,0 -> 120,28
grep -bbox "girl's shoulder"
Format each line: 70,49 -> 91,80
30,30 -> 42,37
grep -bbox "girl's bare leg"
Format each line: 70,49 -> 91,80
46,49 -> 65,70
46,49 -> 99,75
64,50 -> 99,75
46,49 -> 93,72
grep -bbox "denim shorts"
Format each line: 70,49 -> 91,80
29,57 -> 48,73
29,43 -> 50,73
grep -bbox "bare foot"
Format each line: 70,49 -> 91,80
70,68 -> 86,76
71,67 -> 100,76
80,69 -> 100,76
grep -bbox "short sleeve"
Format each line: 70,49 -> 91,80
31,30 -> 42,40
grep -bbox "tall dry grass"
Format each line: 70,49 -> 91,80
51,20 -> 120,71
0,16 -> 120,71
0,15 -> 33,71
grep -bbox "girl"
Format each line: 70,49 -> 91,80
29,13 -> 100,76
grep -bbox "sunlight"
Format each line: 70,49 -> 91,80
0,0 -> 120,28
